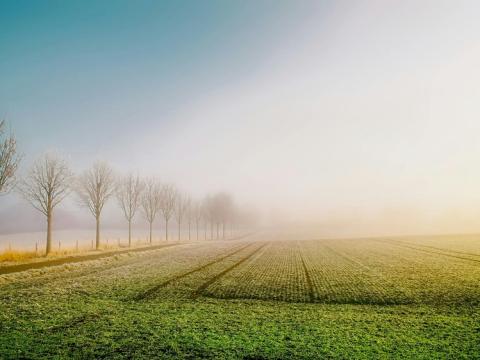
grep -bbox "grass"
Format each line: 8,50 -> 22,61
0,235 -> 479,358
0,241 -> 169,265
0,249 -> 38,262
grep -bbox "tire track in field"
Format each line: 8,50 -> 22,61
193,243 -> 268,298
321,243 -> 373,272
375,239 -> 480,265
297,241 -> 314,303
132,243 -> 255,301
320,242 -> 414,303
389,239 -> 480,259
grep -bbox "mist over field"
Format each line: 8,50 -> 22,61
2,1 -> 480,242
2,2 -> 480,359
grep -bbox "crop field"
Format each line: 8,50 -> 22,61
1,233 -> 479,358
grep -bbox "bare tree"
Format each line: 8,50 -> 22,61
185,196 -> 193,241
0,120 -> 22,194
215,192 -> 234,239
203,195 -> 214,240
204,192 -> 235,240
76,162 -> 115,249
204,212 -> 209,241
116,173 -> 143,247
193,200 -> 204,241
19,153 -> 72,255
141,178 -> 161,244
175,193 -> 190,242
160,184 -> 176,241
202,197 -> 210,240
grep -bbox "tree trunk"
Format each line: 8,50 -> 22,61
46,212 -> 52,255
196,220 -> 199,241
210,222 -> 213,239
149,221 -> 153,244
204,222 -> 207,241
165,219 -> 168,241
216,223 -> 219,239
128,220 -> 132,247
188,222 -> 191,241
222,222 -> 225,239
96,215 -> 100,250
178,220 -> 181,242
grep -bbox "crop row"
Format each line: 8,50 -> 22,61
134,242 -> 268,300
0,241 -> 250,302
332,238 -> 480,305
204,237 -> 480,305
204,241 -> 311,302
299,240 -> 409,304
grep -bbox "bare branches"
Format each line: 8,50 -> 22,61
76,161 -> 115,219
117,173 -> 143,222
76,161 -> 115,249
141,178 -> 161,224
175,193 -> 191,241
192,200 -> 205,241
160,184 -> 176,223
19,153 -> 72,216
18,152 -> 72,254
160,184 -> 176,241
175,193 -> 190,226
193,200 -> 204,224
203,192 -> 236,239
0,120 -> 22,194
142,178 -> 161,243
116,173 -> 143,246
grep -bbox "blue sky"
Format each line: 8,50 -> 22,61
2,1 -> 480,237
0,0 -> 319,160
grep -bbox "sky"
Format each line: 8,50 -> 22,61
1,0 -> 480,237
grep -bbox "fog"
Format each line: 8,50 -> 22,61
2,1 -> 480,240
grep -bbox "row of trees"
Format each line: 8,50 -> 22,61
0,121 -> 248,255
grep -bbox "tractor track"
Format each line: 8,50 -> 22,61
297,242 -> 315,303
193,243 -> 268,298
375,239 -> 480,265
132,243 -> 255,301
389,239 -> 480,259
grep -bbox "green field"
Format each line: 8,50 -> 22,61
1,234 -> 479,358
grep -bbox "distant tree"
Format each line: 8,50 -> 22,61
204,192 -> 235,239
185,196 -> 193,241
19,153 -> 72,255
215,193 -> 234,239
116,173 -> 143,247
0,120 -> 22,194
160,184 -> 176,241
175,193 -> 190,241
193,200 -> 204,241
203,195 -> 215,240
141,178 -> 161,244
202,197 -> 210,240
76,162 -> 115,249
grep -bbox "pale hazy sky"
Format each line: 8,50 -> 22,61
2,1 -> 480,236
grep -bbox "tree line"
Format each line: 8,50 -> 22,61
0,121 -> 251,255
